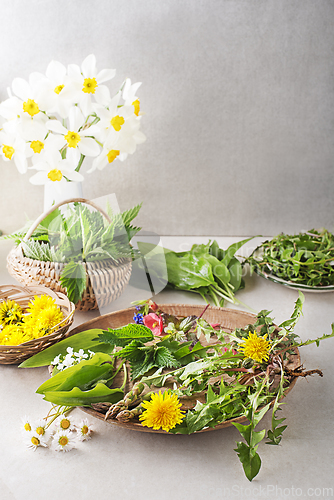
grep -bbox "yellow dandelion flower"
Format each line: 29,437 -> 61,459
26,295 -> 57,317
139,391 -> 185,432
239,331 -> 271,363
0,299 -> 23,325
34,306 -> 63,337
1,324 -> 30,346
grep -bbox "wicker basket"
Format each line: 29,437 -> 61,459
0,284 -> 75,365
6,198 -> 132,311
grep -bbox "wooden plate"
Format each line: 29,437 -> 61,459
67,304 -> 300,434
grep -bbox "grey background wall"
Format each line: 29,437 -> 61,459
0,0 -> 333,236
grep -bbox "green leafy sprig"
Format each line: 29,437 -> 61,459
245,229 -> 334,287
137,238 -> 253,307
3,202 -> 142,303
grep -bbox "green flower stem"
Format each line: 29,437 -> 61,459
120,363 -> 128,391
44,405 -> 73,428
75,154 -> 85,172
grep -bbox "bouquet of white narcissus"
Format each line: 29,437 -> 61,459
0,54 -> 146,185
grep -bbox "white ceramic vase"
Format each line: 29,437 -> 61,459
43,181 -> 83,212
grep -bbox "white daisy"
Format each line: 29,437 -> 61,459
55,415 -> 75,432
76,418 -> 93,441
52,429 -> 77,452
21,415 -> 33,433
24,431 -> 48,451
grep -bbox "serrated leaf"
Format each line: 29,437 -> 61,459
60,261 -> 86,303
97,324 -> 153,347
154,346 -> 179,368
121,203 -> 142,226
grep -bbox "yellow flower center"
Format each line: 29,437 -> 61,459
2,145 -> 15,160
132,99 -> 140,116
60,419 -> 70,430
54,84 -> 64,94
23,99 -> 40,116
107,149 -> 120,163
47,169 -> 63,182
110,115 -> 125,131
59,436 -> 69,446
82,78 -> 98,94
30,140 -> 44,153
24,423 -> 31,432
65,131 -> 81,148
31,436 -> 40,446
36,426 -> 45,436
81,425 -> 89,435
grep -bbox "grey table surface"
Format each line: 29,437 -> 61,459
0,237 -> 333,500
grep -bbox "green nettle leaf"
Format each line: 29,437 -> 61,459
154,346 -> 180,368
97,324 -> 154,347
60,261 -> 87,303
42,383 -> 124,407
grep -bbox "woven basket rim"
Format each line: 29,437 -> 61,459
8,245 -> 131,267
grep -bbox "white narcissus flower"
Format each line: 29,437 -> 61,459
45,106 -> 100,165
29,149 -> 84,186
37,60 -> 78,118
10,73 -> 47,120
67,54 -> 116,115
52,429 -> 77,452
94,93 -> 135,143
122,78 -> 142,116
0,129 -> 28,173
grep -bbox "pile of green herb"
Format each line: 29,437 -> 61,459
138,238 -> 253,307
245,229 -> 334,287
3,202 -> 142,303
21,293 -> 334,481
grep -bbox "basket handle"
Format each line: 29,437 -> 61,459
24,197 -> 112,241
